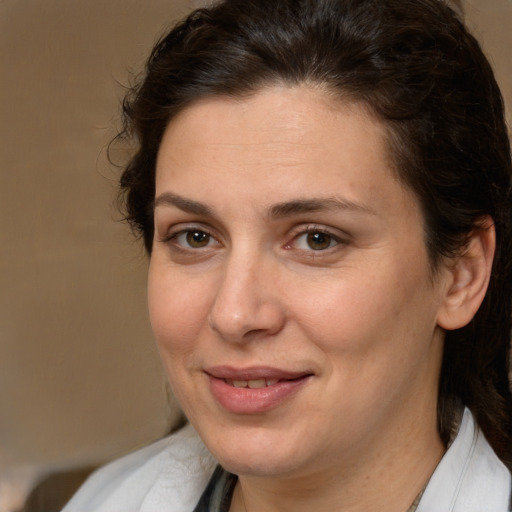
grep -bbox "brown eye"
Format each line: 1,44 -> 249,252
306,232 -> 334,250
185,230 -> 211,248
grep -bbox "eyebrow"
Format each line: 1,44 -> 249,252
268,197 -> 377,218
153,192 -> 376,218
154,193 -> 214,217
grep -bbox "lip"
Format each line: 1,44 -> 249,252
205,366 -> 313,414
206,365 -> 310,381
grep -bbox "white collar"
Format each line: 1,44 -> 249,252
417,408 -> 511,511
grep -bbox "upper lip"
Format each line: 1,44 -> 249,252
205,366 -> 312,381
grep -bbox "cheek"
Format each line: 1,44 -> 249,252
147,270 -> 210,413
291,268 -> 399,344
293,271 -> 439,428
147,267 -> 211,355
290,261 -> 435,371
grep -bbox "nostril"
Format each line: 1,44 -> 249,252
208,300 -> 286,342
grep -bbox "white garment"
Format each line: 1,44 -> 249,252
62,424 -> 216,512
63,409 -> 511,512
417,408 -> 511,511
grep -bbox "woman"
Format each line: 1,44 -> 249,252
64,0 -> 512,510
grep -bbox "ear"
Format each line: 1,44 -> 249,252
437,216 -> 495,331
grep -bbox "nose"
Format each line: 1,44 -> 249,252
207,252 -> 286,343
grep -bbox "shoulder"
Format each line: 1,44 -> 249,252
62,423 -> 217,512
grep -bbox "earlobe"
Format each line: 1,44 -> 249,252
437,217 -> 495,331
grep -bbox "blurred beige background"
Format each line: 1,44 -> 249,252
0,0 -> 511,509
1,1 -> 197,508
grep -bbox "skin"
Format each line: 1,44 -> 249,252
148,86 -> 465,511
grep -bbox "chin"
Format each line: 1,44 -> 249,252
199,423 -> 312,478
217,450 -> 304,478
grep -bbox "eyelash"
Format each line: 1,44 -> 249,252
159,224 -> 348,255
160,227 -> 218,252
285,225 -> 348,255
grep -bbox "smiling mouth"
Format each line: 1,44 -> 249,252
207,366 -> 312,387
209,371 -> 312,413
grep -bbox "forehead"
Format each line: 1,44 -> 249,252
155,86 -> 415,218
160,86 -> 386,153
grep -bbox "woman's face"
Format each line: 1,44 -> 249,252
149,86 -> 450,479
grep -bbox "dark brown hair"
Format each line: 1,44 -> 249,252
117,0 -> 512,465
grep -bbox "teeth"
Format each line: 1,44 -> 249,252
228,379 -> 279,388
248,379 -> 266,389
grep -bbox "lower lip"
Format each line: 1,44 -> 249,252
208,376 -> 310,414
